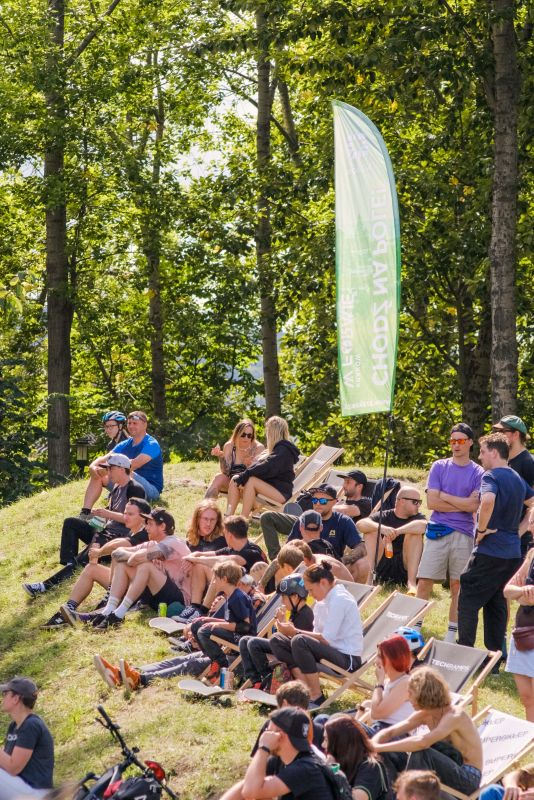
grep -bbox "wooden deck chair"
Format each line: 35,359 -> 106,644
254,444 -> 344,514
441,707 -> 534,800
416,638 -> 501,716
315,591 -> 434,710
337,579 -> 380,614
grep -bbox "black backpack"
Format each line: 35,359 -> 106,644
319,762 -> 353,800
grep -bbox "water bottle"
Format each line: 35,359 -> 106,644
220,668 -> 228,688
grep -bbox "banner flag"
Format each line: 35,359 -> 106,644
333,100 -> 401,416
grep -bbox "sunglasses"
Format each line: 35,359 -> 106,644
240,432 -> 253,439
402,498 -> 422,505
449,438 -> 468,445
311,497 -> 333,505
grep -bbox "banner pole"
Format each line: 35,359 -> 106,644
372,412 -> 394,585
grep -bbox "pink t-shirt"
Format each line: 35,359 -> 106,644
130,536 -> 192,604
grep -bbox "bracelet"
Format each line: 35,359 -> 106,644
375,684 -> 384,690
477,529 -> 487,534
259,745 -> 271,755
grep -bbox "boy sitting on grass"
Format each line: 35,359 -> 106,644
94,560 -> 256,689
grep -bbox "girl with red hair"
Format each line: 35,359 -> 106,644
360,634 -> 414,730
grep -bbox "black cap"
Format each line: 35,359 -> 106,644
140,507 -> 175,533
0,677 -> 38,699
127,498 -> 151,516
337,469 -> 367,486
309,483 -> 337,500
450,422 -> 474,440
269,707 -> 311,751
299,510 -> 322,531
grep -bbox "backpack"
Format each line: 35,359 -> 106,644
318,762 -> 353,800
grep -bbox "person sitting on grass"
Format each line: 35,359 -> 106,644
226,415 -> 300,518
75,508 -> 191,630
219,707 -> 333,800
93,560 -> 256,688
40,497 -> 151,629
22,453 -> 145,599
372,667 -> 482,796
0,677 -> 54,800
176,515 -> 266,623
186,499 -> 226,552
323,714 -> 390,800
269,560 -> 363,709
239,572 -> 314,690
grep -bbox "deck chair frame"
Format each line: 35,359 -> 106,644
316,591 -> 434,710
416,637 -> 501,716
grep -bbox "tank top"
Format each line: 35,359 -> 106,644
375,675 -> 414,725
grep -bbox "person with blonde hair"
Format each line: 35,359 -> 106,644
206,419 -> 265,499
372,667 -> 482,795
226,416 -> 300,518
186,500 -> 226,552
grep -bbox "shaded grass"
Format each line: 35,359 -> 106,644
0,462 -> 524,797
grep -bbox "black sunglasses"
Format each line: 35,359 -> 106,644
240,432 -> 253,439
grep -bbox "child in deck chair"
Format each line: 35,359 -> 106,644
372,667 -> 482,796
480,762 -> 534,800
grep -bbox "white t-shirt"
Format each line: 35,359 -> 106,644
313,582 -> 363,656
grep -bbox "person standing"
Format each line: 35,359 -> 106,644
458,433 -> 534,656
0,677 -> 54,800
416,423 -> 484,642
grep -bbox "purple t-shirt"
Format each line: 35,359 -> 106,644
426,458 -> 484,537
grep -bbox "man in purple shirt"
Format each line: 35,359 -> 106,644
416,423 -> 484,642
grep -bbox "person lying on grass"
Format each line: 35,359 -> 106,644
94,560 -> 257,689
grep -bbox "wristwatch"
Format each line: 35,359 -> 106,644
259,745 -> 271,755
375,684 -> 384,690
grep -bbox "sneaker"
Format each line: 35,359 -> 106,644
175,605 -> 201,623
23,582 -> 45,599
94,592 -> 110,610
308,693 -> 327,710
41,611 -> 67,629
119,659 -> 141,690
204,661 -> 221,685
93,655 -> 122,688
94,612 -> 123,630
59,606 -> 101,627
170,640 -> 194,654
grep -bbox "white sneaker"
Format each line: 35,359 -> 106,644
443,629 -> 457,643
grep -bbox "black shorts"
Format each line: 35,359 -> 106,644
140,575 -> 184,610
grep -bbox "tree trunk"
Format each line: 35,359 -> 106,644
458,301 -> 492,443
489,0 -> 519,419
256,7 -> 281,418
45,0 -> 72,482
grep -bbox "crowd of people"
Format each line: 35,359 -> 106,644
4,409 -> 534,800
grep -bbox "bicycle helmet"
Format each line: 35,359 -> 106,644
102,411 -> 127,424
277,573 -> 308,599
395,626 -> 425,652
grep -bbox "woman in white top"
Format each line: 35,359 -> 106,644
269,560 -> 363,707
360,635 -> 414,731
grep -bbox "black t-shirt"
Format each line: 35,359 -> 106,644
129,527 -> 149,547
266,751 -> 333,799
291,603 -> 314,631
510,450 -> 534,523
104,479 -> 147,539
216,541 -> 267,572
4,714 -> 54,789
189,535 -> 227,553
351,758 -> 389,800
346,497 -> 373,519
308,538 -> 335,557
372,509 -> 425,585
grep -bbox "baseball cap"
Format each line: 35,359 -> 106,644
450,423 -> 474,440
337,469 -> 367,486
140,507 -> 175,533
103,453 -> 132,469
269,707 -> 311,751
299,510 -> 322,531
494,415 -> 528,435
0,677 -> 38,699
309,483 -> 337,500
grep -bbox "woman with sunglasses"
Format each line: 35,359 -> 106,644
205,419 -> 265,499
226,416 -> 300,518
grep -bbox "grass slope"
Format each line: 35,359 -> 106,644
0,462 -> 523,798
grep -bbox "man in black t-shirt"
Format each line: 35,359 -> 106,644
0,676 -> 54,799
176,515 -> 267,622
220,707 -> 332,800
23,453 -> 146,599
357,486 -> 427,592
492,415 -> 534,558
334,469 -> 372,520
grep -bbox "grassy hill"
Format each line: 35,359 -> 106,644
0,462 -> 523,798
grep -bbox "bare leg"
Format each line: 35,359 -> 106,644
108,561 -> 131,603
122,562 -> 166,603
416,577 -> 434,601
448,579 -> 460,624
219,780 -> 246,800
347,557 -> 371,584
514,674 -> 534,722
302,671 -> 322,699
82,466 -> 109,509
363,531 -> 384,576
189,562 -> 213,604
241,477 -> 286,518
226,480 -> 242,515
403,535 -> 424,593
203,577 -> 220,609
205,473 -> 230,499
69,564 -> 111,604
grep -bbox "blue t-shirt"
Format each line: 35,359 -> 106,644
224,588 -> 257,635
288,511 -> 362,560
476,467 -> 534,558
112,434 -> 163,493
